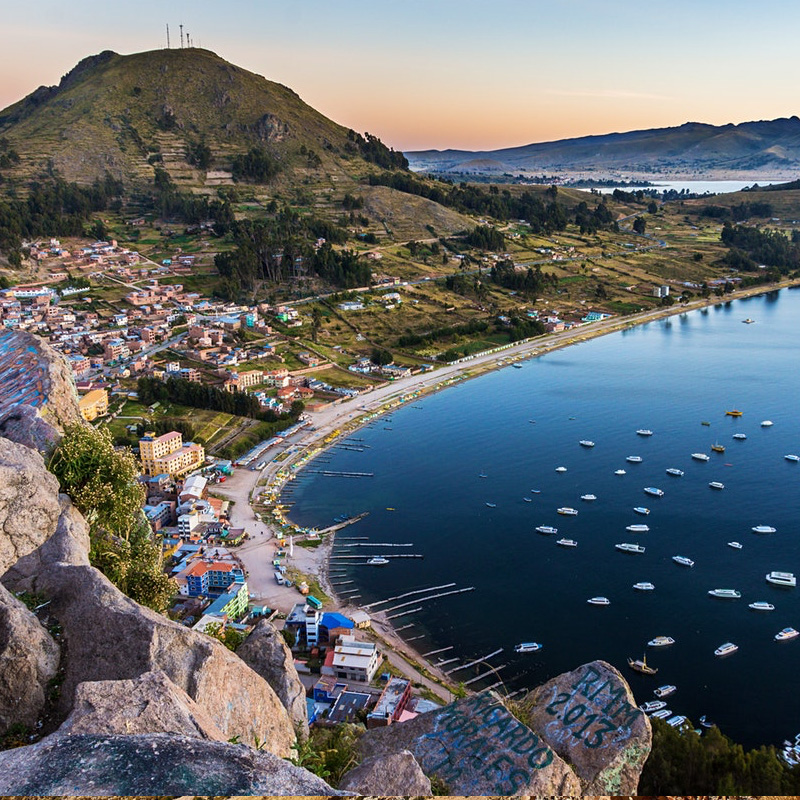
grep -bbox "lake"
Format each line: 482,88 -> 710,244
592,179 -> 784,195
287,289 -> 800,749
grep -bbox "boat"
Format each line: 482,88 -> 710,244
626,455 -> 643,463
699,715 -> 714,728
485,502 -> 497,508
666,467 -> 684,476
648,635 -> 675,647
650,708 -> 672,719
580,493 -> 597,501
479,473 -> 488,478
711,443 -> 725,453
714,642 -> 738,656
626,524 -> 650,532
775,627 -> 799,641
579,440 -> 595,448
640,700 -> 667,712
531,488 -> 541,494
708,589 -> 741,598
587,596 -> 610,605
535,525 -> 558,535
726,409 -> 744,417
666,715 -> 688,728
709,481 -> 725,490
691,452 -> 710,462
633,507 -> 650,515
742,318 -> 755,324
752,525 -> 777,534
557,507 -> 578,516
636,429 -> 654,436
627,655 -> 658,675
514,642 -> 542,653
766,571 -> 796,587
654,685 -> 677,698
523,497 -> 532,503
761,420 -> 774,427
556,538 -> 578,548
512,363 -> 523,369
616,542 -> 646,554
785,454 -> 800,462
733,433 -> 747,440
748,601 -> 775,611
727,541 -> 743,549
367,557 -> 389,566
643,487 -> 664,497
633,582 -> 655,591
555,466 -> 568,472
701,421 -> 711,426
672,555 -> 695,567
614,469 -> 627,475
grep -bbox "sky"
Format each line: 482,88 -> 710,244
3,0 -> 800,152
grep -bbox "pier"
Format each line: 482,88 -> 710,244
445,648 -> 503,676
381,586 -> 474,614
305,470 -> 374,478
386,606 -> 422,620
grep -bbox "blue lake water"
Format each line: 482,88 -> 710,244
288,289 -> 800,748
592,179 -> 785,195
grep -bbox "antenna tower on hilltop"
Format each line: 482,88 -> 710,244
165,23 -> 170,49
180,24 -> 184,48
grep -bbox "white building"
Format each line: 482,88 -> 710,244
331,636 -> 381,683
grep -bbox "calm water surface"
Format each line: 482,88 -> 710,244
288,290 -> 800,748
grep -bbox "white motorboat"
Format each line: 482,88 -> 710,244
785,454 -> 800,462
555,466 -> 568,472
727,541 -> 743,549
535,525 -> 558,535
485,502 -> 497,508
626,455 -> 643,463
616,543 -> 646,554
633,582 -> 655,591
556,538 -> 578,547
714,642 -> 738,656
587,596 -> 610,605
666,715 -> 688,728
666,467 -> 684,476
766,571 -> 796,587
614,469 -> 627,475
636,429 -> 654,436
672,555 -> 694,567
748,601 -> 775,611
626,524 -> 650,532
708,588 -> 741,598
732,433 -> 747,440
514,642 -> 543,653
367,557 -> 389,566
650,708 -> 672,720
775,627 -> 799,642
640,700 -> 667,712
761,420 -> 774,427
691,452 -> 710,462
523,497 -> 532,503
648,635 -> 675,646
633,507 -> 650,515
581,494 -> 597,501
643,487 -> 664,497
557,507 -> 578,516
752,525 -> 776,534
709,481 -> 725,490
654,684 -> 677,698
579,440 -> 595,448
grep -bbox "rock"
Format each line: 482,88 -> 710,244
0,583 -> 60,734
237,618 -> 309,735
520,659 -> 652,795
338,750 -> 432,795
357,690 -> 581,795
0,732 -> 344,795
12,559 -> 296,754
0,330 -> 81,452
0,436 -> 61,574
58,669 -> 226,740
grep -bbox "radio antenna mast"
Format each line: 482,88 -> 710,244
166,24 -> 170,49
179,24 -> 184,48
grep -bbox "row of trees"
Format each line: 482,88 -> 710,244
152,167 -> 234,227
720,221 -> 800,272
489,260 -> 557,298
345,129 -> 408,170
137,376 -> 262,418
699,201 -> 774,221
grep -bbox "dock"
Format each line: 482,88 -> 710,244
364,584 -> 456,610
381,586 -> 474,614
445,648 -> 503,676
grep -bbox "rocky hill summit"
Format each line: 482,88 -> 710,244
0,330 -> 652,794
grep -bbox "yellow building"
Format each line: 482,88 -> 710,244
78,388 -> 109,422
139,430 -> 205,478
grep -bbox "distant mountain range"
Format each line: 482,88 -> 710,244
406,118 -> 800,177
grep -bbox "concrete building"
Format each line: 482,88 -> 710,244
653,285 -> 670,298
78,388 -> 109,421
367,677 -> 412,728
139,431 -> 205,478
331,636 -> 381,683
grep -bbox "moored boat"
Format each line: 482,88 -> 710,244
666,467 -> 684,476
633,582 -> 655,591
785,454 -> 800,462
633,506 -> 650,515
587,596 -> 610,605
752,525 -> 776,534
616,542 -> 646,554
708,588 -> 741,598
714,642 -> 738,656
666,715 -> 688,728
535,525 -> 558,535
514,642 -> 543,653
556,538 -> 578,547
627,655 -> 658,675
711,442 -> 725,453
636,429 -> 654,436
485,502 -> 497,508
557,507 -> 578,516
775,627 -> 799,641
728,541 -> 743,549
640,700 -> 667,712
691,452 -> 710,462
672,555 -> 695,567
555,466 -> 568,472
709,481 -> 725,490
654,684 -> 677,698
648,635 -> 675,646
367,556 -> 389,566
761,420 -> 774,427
614,469 -> 627,475
766,571 -> 796,587
726,409 -> 743,416
650,708 -> 672,719
733,433 -> 747,440
626,524 -> 650,532
748,601 -> 775,611
626,455 -> 643,463
643,487 -> 664,497
581,493 -> 597,501
579,440 -> 595,448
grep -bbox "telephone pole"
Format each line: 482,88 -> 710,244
179,24 -> 184,48
166,23 -> 170,49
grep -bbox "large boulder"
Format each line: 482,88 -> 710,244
58,669 -> 226,740
338,750 -> 432,796
237,618 -> 309,735
520,659 -> 652,794
0,330 -> 81,452
0,436 -> 61,574
0,582 -> 60,734
357,690 -> 581,795
0,732 -> 344,795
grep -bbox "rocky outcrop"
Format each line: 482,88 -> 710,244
0,331 -> 81,451
0,732 -> 344,795
58,669 -> 227,740
0,436 -> 62,574
0,583 -> 60,734
237,618 -> 309,735
521,659 -> 652,795
357,690 -> 582,795
338,750 -> 432,795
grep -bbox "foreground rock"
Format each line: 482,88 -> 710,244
0,436 -> 61,573
58,669 -> 226,740
0,330 -> 81,452
357,690 -> 581,795
237,618 -> 309,735
0,732 -> 343,795
0,583 -> 60,734
521,659 -> 652,794
338,750 -> 432,795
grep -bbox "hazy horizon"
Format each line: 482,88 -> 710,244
3,0 -> 799,153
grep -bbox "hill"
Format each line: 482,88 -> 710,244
407,117 -> 800,178
0,48 -> 404,191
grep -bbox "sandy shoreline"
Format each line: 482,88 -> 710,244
225,278 -> 799,700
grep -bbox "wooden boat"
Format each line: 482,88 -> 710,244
628,655 -> 658,675
726,410 -> 743,417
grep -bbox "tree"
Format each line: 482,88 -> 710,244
311,306 -> 322,343
633,216 -> 647,234
371,347 -> 393,365
647,201 -> 659,214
